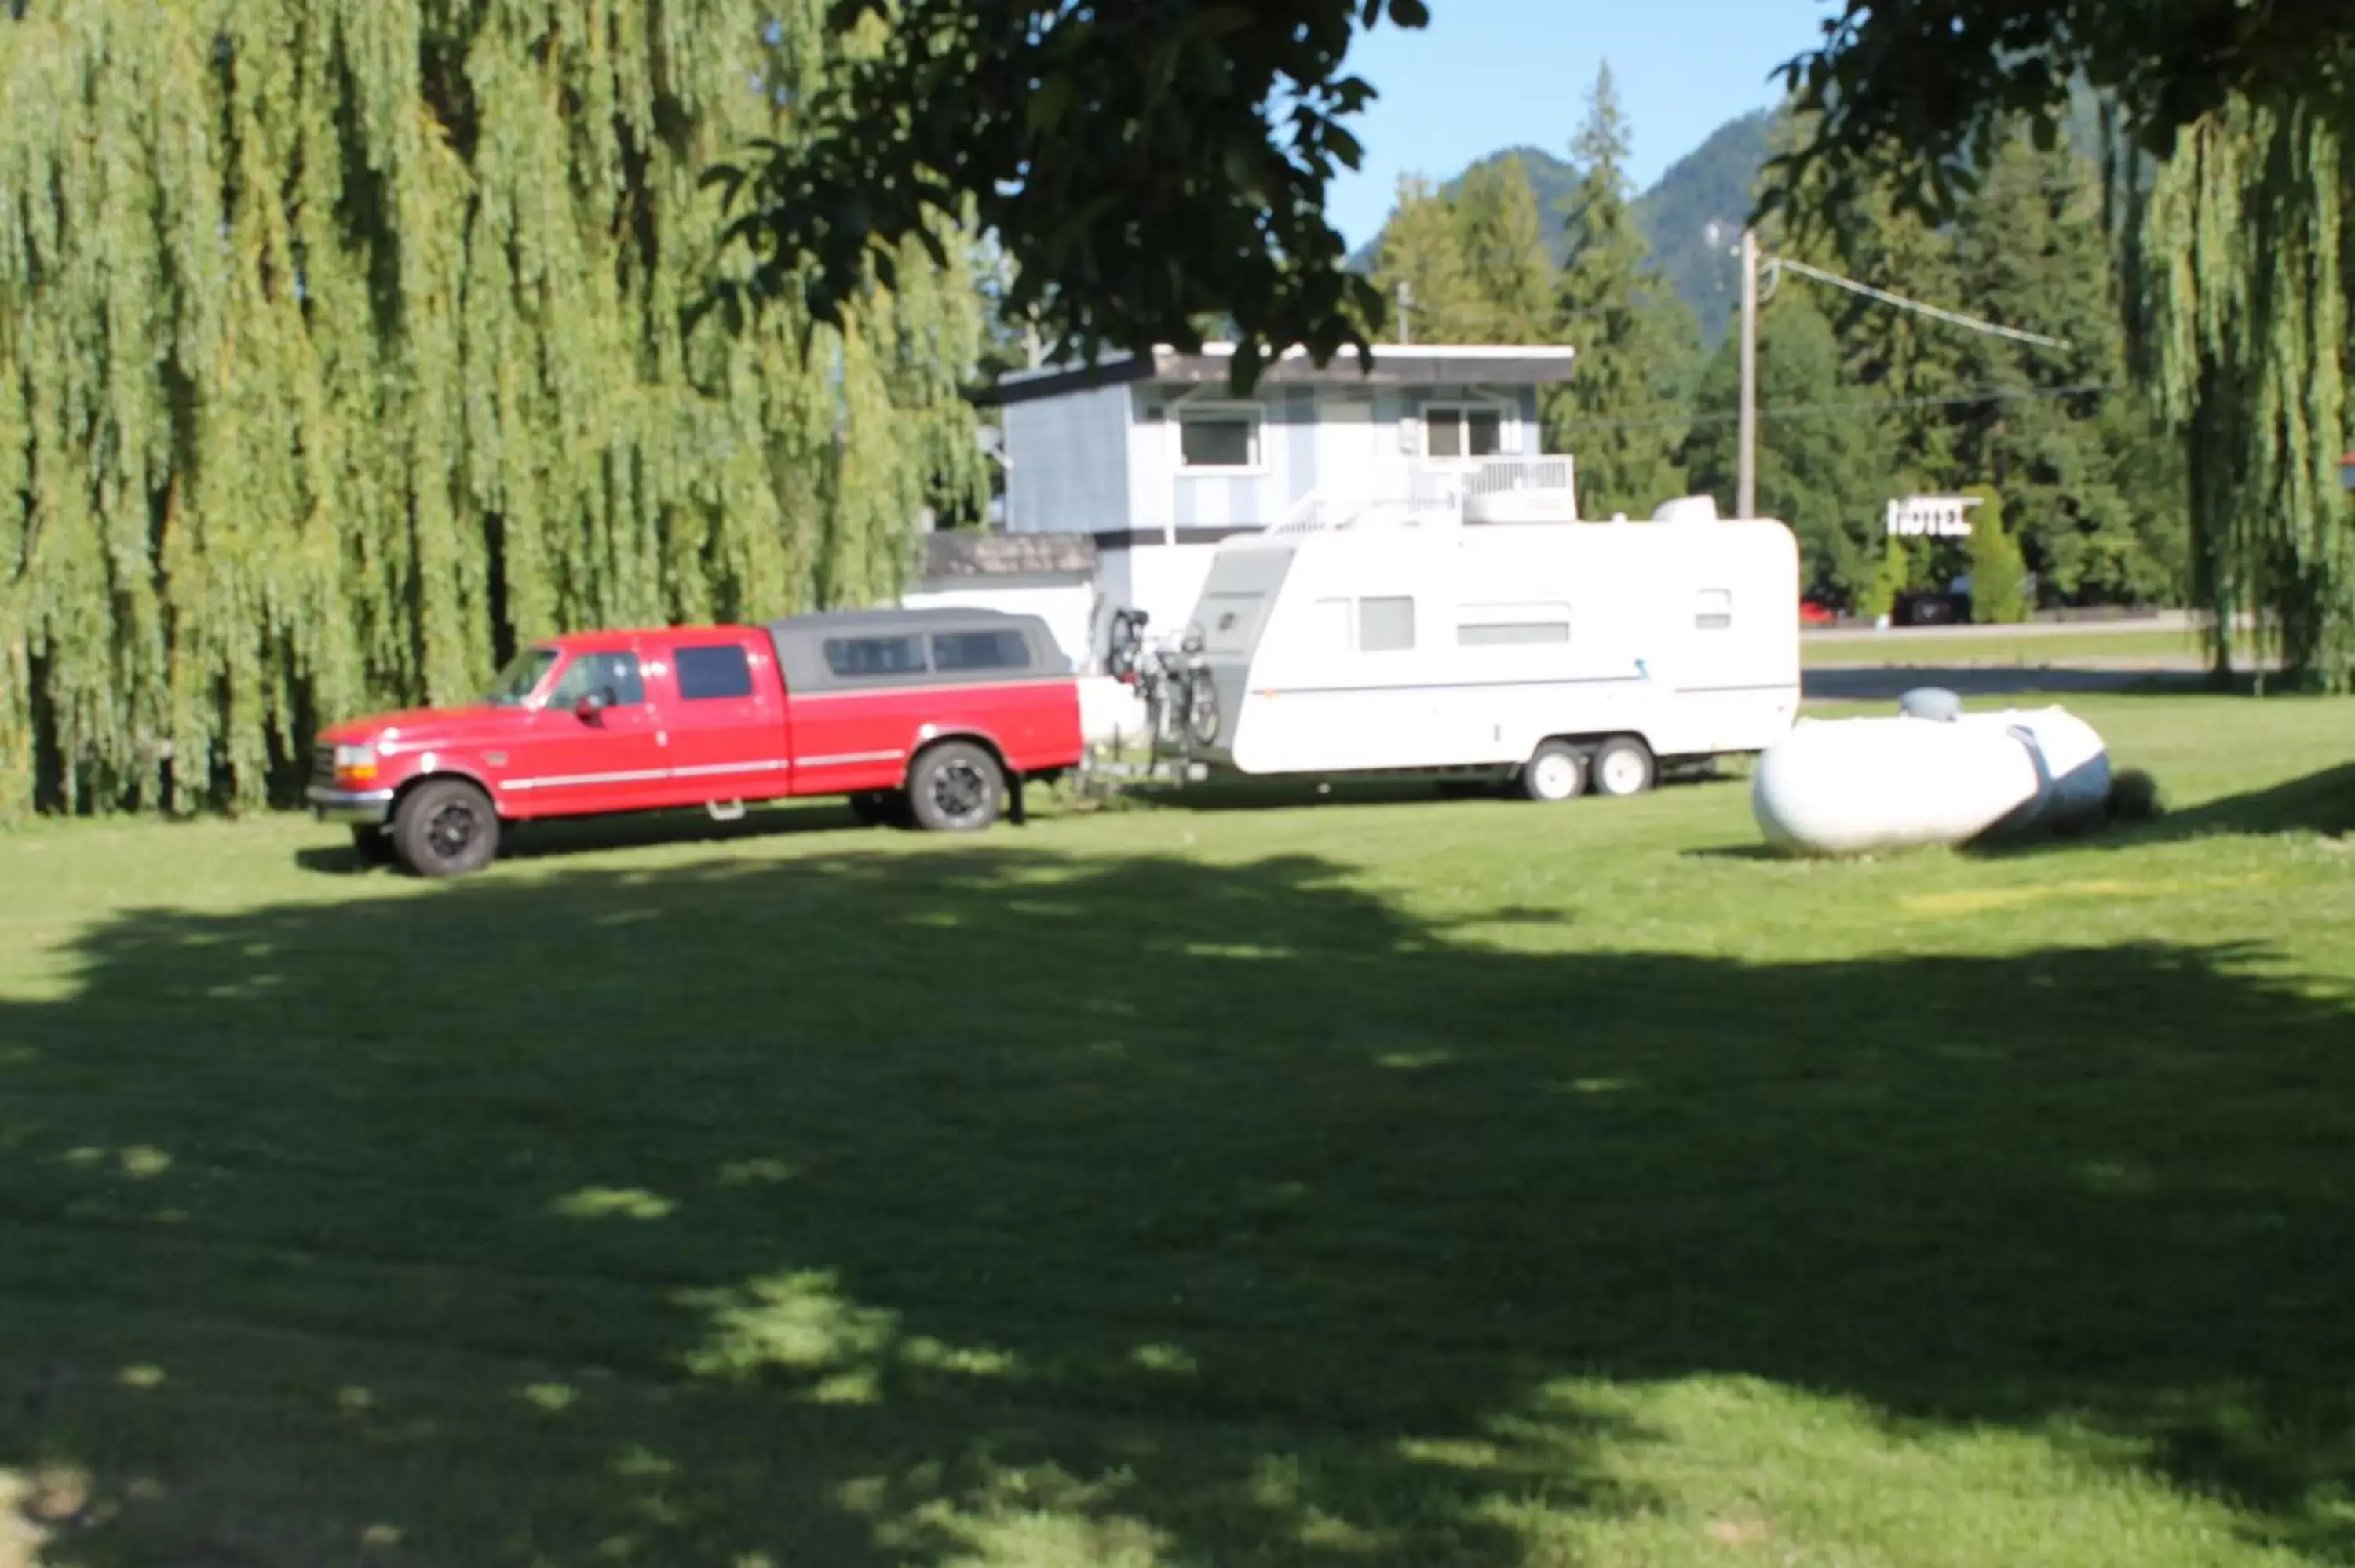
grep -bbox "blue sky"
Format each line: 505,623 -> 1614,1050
1324,0 -> 1835,250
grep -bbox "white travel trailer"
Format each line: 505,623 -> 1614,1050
1170,496 -> 1802,799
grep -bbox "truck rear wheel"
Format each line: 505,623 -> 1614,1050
392,779 -> 501,877
1591,736 -> 1657,798
907,742 -> 1003,833
1520,741 -> 1588,803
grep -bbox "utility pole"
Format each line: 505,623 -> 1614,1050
1397,279 -> 1412,346
1737,228 -> 1758,520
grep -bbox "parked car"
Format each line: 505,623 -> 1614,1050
310,609 -> 1083,876
1800,599 -> 1838,628
1895,590 -> 1971,627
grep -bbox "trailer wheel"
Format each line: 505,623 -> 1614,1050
1520,742 -> 1588,803
1591,736 -> 1657,798
907,742 -> 1004,833
391,779 -> 501,877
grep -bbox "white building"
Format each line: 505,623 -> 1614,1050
977,341 -> 1579,662
900,531 -> 1097,671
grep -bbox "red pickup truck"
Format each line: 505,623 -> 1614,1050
309,609 -> 1083,876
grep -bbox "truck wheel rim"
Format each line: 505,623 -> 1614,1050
427,802 -> 479,859
932,760 -> 989,822
1533,754 -> 1575,798
1602,752 -> 1645,793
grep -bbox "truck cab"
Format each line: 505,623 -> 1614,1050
311,611 -> 1081,875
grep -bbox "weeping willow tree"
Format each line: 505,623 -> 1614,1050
2126,100 -> 2355,687
0,0 -> 986,819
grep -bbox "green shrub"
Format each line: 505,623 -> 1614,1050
1966,487 -> 2032,623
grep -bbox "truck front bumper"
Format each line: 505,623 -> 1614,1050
308,784 -> 396,826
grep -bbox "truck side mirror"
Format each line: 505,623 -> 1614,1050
574,691 -> 608,723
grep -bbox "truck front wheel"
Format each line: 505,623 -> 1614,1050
907,742 -> 1003,833
392,779 -> 502,877
349,826 -> 396,866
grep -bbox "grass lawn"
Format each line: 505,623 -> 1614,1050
1802,627 -> 2205,668
3,692 -> 2353,1566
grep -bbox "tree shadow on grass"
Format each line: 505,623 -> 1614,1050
3,847 -> 2354,1563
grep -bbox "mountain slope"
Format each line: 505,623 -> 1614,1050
1631,109 -> 1775,345
1349,109 -> 1776,345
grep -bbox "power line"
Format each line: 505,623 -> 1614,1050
1550,381 -> 2120,435
1766,257 -> 2075,352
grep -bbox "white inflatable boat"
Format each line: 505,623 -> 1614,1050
1752,695 -> 2112,856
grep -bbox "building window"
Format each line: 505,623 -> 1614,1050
1696,589 -> 1734,632
931,629 -> 1031,673
1423,404 -> 1507,461
674,644 -> 756,700
1178,408 -> 1261,469
1358,596 -> 1416,652
823,635 -> 929,679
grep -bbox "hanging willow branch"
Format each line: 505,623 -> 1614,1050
0,0 -> 986,819
2127,97 -> 2354,687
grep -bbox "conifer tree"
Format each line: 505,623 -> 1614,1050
1683,297 -> 1892,603
1369,177 -> 1481,344
1545,64 -> 1701,518
1450,157 -> 1557,345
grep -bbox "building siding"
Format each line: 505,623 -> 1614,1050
1013,374 -> 1557,539
1005,381 -> 1132,534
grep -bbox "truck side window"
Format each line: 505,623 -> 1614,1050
823,635 -> 929,678
674,644 -> 755,700
1358,596 -> 1416,652
931,630 -> 1031,673
546,652 -> 645,708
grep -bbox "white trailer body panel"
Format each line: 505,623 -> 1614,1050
1184,518 -> 1801,776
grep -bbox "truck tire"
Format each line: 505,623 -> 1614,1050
1590,736 -> 1657,798
349,826 -> 396,866
1519,741 -> 1588,803
907,742 -> 1003,833
391,779 -> 502,877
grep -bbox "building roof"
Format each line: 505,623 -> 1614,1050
979,341 -> 1577,407
918,531 -> 1098,579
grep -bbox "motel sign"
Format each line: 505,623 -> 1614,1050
1885,494 -> 1983,538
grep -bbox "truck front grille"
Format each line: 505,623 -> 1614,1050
311,744 -> 337,789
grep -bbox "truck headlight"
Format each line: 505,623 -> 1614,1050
334,744 -> 379,784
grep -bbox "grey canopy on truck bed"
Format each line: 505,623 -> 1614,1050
764,607 -> 1072,694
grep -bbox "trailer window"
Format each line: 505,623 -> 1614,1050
823,635 -> 929,679
674,644 -> 755,700
1200,593 -> 1266,654
1458,619 -> 1570,647
1357,596 -> 1416,652
1696,589 -> 1734,632
931,629 -> 1031,673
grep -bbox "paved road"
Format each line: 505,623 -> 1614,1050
1804,611 -> 2211,644
1804,663 -> 2218,702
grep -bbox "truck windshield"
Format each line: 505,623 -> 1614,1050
484,647 -> 558,707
